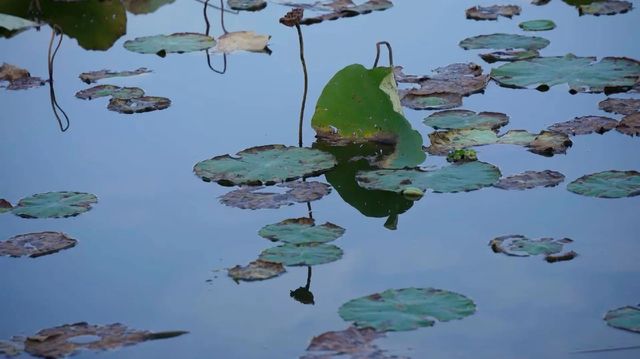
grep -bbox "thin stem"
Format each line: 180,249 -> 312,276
304,266 -> 312,290
203,0 -> 211,34
571,345 -> 640,354
48,26 -> 69,132
220,0 -> 228,34
204,0 -> 227,74
372,41 -> 393,68
295,23 -> 308,148
194,0 -> 239,14
306,202 -> 313,219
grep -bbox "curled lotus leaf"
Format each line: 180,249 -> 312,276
480,49 -> 540,63
568,170 -> 640,198
494,170 -> 565,190
356,161 -> 501,194
212,31 -> 271,54
465,5 -> 521,20
338,288 -> 476,332
459,33 -> 550,51
548,116 -> 618,136
579,1 -> 632,16
123,33 -> 216,56
490,235 -> 576,261
75,85 -> 145,100
228,0 -> 267,11
604,306 -> 640,333
616,113 -> 640,136
295,0 -> 393,25
519,19 -> 556,31
0,199 -> 12,213
107,96 -> 171,114
304,327 -> 393,359
0,232 -> 77,258
227,259 -> 285,282
424,110 -> 509,130
259,243 -> 343,266
194,145 -> 336,186
13,191 -> 98,219
400,92 -> 462,111
0,13 -> 38,31
259,217 -> 345,245
78,67 -> 151,84
219,181 -> 331,210
490,54 -> 640,93
599,98 -> 640,115
397,63 -> 489,97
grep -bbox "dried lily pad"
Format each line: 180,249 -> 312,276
220,181 -> 331,209
0,13 -> 38,31
0,63 -> 45,90
78,67 -> 151,84
424,110 -> 509,130
604,306 -> 640,333
616,113 -> 640,136
491,54 -> 640,93
548,116 -> 618,136
123,33 -> 216,56
397,63 -> 489,97
568,170 -> 640,198
0,340 -> 21,357
400,93 -> 463,111
212,31 -> 271,54
480,49 -> 540,63
465,5 -> 521,20
227,259 -> 285,282
0,199 -> 12,214
459,33 -> 550,51
356,161 -> 501,194
579,1 -> 632,16
75,85 -> 145,100
0,232 -> 77,258
304,327 -> 392,359
297,0 -> 394,25
228,0 -> 267,11
599,98 -> 640,115
494,170 -> 565,190
259,217 -> 345,245
259,243 -> 343,266
338,288 -> 476,332
195,145 -> 336,186
107,96 -> 171,114
13,191 -> 98,219
490,235 -> 576,262
519,19 -> 556,31
23,322 -> 187,358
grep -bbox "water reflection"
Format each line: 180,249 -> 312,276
47,25 -> 69,132
291,266 -> 314,305
204,0 -> 227,74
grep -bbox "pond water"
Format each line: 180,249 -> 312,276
1,0 -> 639,358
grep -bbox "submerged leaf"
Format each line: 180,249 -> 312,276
0,232 -> 77,258
75,85 -> 145,100
519,19 -> 556,31
220,181 -> 331,209
465,5 -> 521,20
259,243 -> 343,266
259,218 -> 345,245
604,306 -> 640,334
490,235 -> 576,261
459,33 -> 550,50
616,113 -> 640,136
13,191 -> 98,219
228,0 -> 267,11
107,96 -> 171,114
547,116 -> 618,136
494,170 -> 565,190
212,31 -> 271,54
579,1 -> 632,16
227,259 -> 285,282
599,98 -> 640,115
424,110 -> 509,130
568,170 -> 640,198
124,33 -> 216,56
78,67 -> 151,84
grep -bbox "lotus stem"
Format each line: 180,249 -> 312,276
48,25 -> 69,132
373,41 -> 393,68
296,23 -> 308,148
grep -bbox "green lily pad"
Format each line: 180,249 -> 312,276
75,85 -> 145,100
338,288 -> 476,332
465,5 -> 521,20
356,161 -> 501,194
0,13 -> 38,31
579,1 -> 632,16
259,218 -> 345,245
446,149 -> 478,163
228,0 -> 267,11
494,170 -> 565,190
491,54 -> 640,93
297,0 -> 393,25
459,33 -> 550,50
568,170 -> 640,198
480,49 -> 540,63
519,19 -> 556,31
79,68 -> 151,84
547,116 -> 619,136
0,199 -> 12,214
616,113 -> 640,136
401,93 -> 462,110
12,191 -> 98,219
424,110 -> 509,130
396,63 -> 489,96
599,98 -> 640,115
194,145 -> 336,186
259,243 -> 343,266
220,181 -> 331,210
604,306 -> 640,333
490,235 -> 575,259
227,259 -> 285,282
0,232 -> 77,258
124,33 -> 216,56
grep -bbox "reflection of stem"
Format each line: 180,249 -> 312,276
295,24 -> 308,148
195,0 -> 239,15
305,266 -> 312,290
306,202 -> 313,219
372,41 -> 393,68
48,26 -> 69,132
204,0 -> 227,74
219,0 -> 228,34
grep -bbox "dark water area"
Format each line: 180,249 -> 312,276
1,0 -> 639,358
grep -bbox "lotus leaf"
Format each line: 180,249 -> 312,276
13,191 -> 98,219
424,110 -> 509,130
292,0 -> 393,25
227,260 -> 285,282
79,68 -> 151,84
519,19 -> 556,31
0,341 -> 21,357
228,0 -> 267,11
259,218 -> 345,245
465,5 -> 521,20
548,116 -> 618,136
568,170 -> 640,198
212,31 -> 271,54
259,243 -> 343,266
459,33 -> 550,50
0,199 -> 11,213
604,306 -> 640,333
219,181 -> 331,209
338,288 -> 476,332
599,98 -> 640,115
480,49 -> 540,63
490,235 -> 575,261
579,1 -> 632,16
616,113 -> 640,136
124,33 -> 216,56
0,13 -> 37,31
397,63 -> 489,96
75,85 -> 145,100
107,96 -> 171,114
0,232 -> 77,258
494,170 -> 565,190
400,93 -> 462,110
304,327 -> 392,359
0,63 -> 45,90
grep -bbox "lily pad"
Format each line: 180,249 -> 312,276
195,145 -> 336,186
616,113 -> 640,136
599,98 -> 640,115
490,235 -> 576,261
424,110 -> 509,130
0,199 -> 12,213
107,96 -> 171,114
219,181 -> 331,209
296,0 -> 394,25
79,68 -> 151,84
259,243 -> 343,266
212,31 -> 271,54
465,5 -> 521,20
460,33 -> 550,51
0,13 -> 38,31
397,63 -> 489,97
259,218 -> 345,245
0,63 -> 45,90
0,340 -> 21,357
124,33 -> 216,56
0,232 -> 77,258
75,85 -> 145,100
604,306 -> 640,333
547,116 -> 618,136
228,0 -> 267,11
446,149 -> 478,163
490,54 -> 640,93
579,1 -> 632,16
494,170 -> 565,190
12,191 -> 98,219
304,327 -> 393,359
519,19 -> 556,31
400,93 -> 462,110
338,288 -> 476,332
480,49 -> 540,63
568,170 -> 640,198
227,259 -> 285,282
356,161 -> 501,194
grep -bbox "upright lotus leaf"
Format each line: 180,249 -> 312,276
259,218 -> 345,245
568,170 -> 640,198
519,19 -> 556,31
212,31 -> 271,54
548,116 -> 618,136
195,145 -> 336,186
227,259 -> 285,282
604,306 -> 640,333
79,68 -> 151,84
599,98 -> 640,115
228,0 -> 267,11
259,243 -> 343,266
579,1 -> 632,16
294,0 -> 393,25
311,64 -> 425,169
124,33 -> 216,56
304,327 -> 395,359
0,199 -> 12,213
616,113 -> 640,136
494,170 -> 565,190
0,232 -> 77,258
107,96 -> 171,114
356,161 -> 501,194
75,85 -> 145,100
220,181 -> 332,209
459,33 -> 550,51
123,0 -> 176,15
13,191 -> 98,219
400,93 -> 462,111
0,13 -> 38,31
397,63 -> 489,97
480,49 -> 540,63
491,54 -> 640,93
465,5 -> 521,20
490,235 -> 576,261
424,110 -> 509,130
338,288 -> 476,332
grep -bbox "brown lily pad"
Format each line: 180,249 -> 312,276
579,1 -> 633,16
228,259 -> 286,282
547,116 -> 619,136
1,63 -> 46,90
616,113 -> 640,136
397,63 -> 489,97
107,96 -> 171,114
219,181 -> 331,210
494,170 -> 565,190
528,131 -> 574,156
303,327 -> 399,359
75,85 -> 145,100
78,67 -> 151,84
400,92 -> 462,110
0,232 -> 77,258
599,98 -> 640,115
0,199 -> 12,213
0,340 -> 21,357
292,0 -> 394,25
465,5 -> 521,21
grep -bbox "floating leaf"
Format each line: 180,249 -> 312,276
0,341 -> 21,357
547,116 -> 618,136
604,306 -> 640,334
212,31 -> 271,54
490,235 -> 576,262
0,13 -> 37,31
616,113 -> 640,136
494,170 -> 565,190
0,199 -> 12,214
12,191 -> 98,219
259,243 -> 343,266
579,1 -> 632,16
519,19 -> 556,31
75,85 -> 145,100
107,96 -> 171,114
465,5 -> 521,20
303,327 -> 397,359
397,63 -> 489,96
220,181 -> 331,210
0,63 -> 45,90
460,33 -> 550,51
356,161 -> 501,194
480,49 -> 540,63
400,93 -> 462,110
424,110 -> 509,130
227,259 -> 285,282
599,98 -> 640,115
291,0 -> 393,25
0,232 -> 77,258
568,170 -> 640,198
446,149 -> 478,163
124,33 -> 216,56
338,288 -> 476,332
78,67 -> 151,84
228,0 -> 267,11
259,218 -> 345,245
491,54 -> 640,93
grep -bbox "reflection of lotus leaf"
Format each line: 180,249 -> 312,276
123,0 -> 176,15
568,171 -> 640,198
227,260 -> 285,282
259,218 -> 345,245
298,0 -> 393,25
13,192 -> 98,219
480,49 -> 540,63
519,19 -> 556,31
305,327 -> 386,358
124,33 -> 216,56
338,288 -> 476,332
259,243 -> 343,266
424,110 -> 508,130
460,33 -> 550,50
0,13 -> 37,31
604,306 -> 640,333
0,232 -> 77,258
